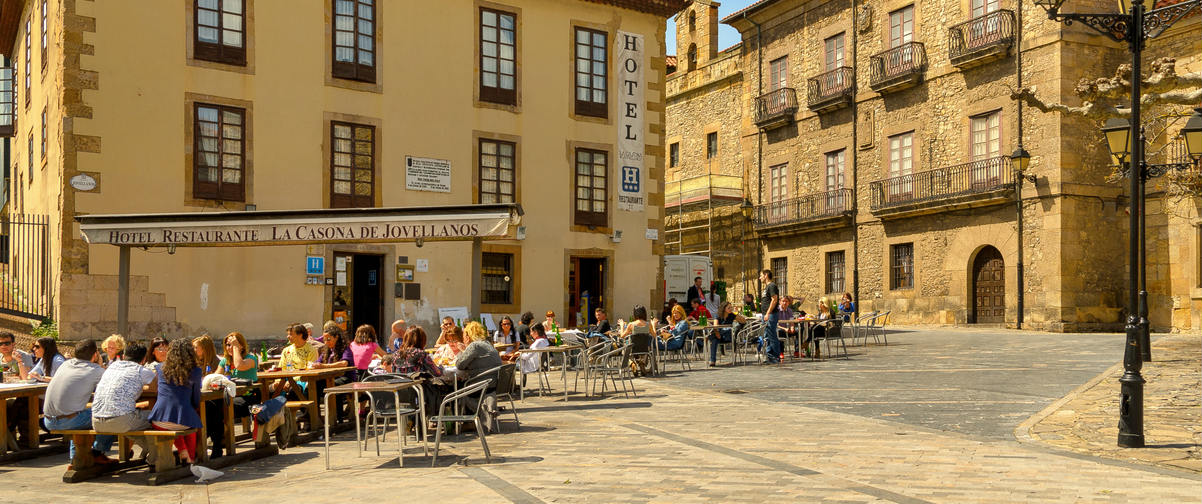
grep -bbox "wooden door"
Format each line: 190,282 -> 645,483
972,246 -> 1005,323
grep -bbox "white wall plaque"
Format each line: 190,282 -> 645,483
70,174 -> 97,191
405,156 -> 452,193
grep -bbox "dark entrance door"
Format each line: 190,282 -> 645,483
972,246 -> 1004,323
351,254 -> 383,336
568,257 -> 605,328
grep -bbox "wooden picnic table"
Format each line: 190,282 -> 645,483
0,383 -> 47,454
257,367 -> 352,432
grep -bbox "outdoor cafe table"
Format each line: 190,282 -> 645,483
323,379 -> 426,469
516,344 -> 583,401
257,367 -> 352,431
778,319 -> 829,359
688,324 -> 733,365
0,382 -> 47,454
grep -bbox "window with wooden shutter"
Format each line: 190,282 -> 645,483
574,148 -> 608,227
0,66 -> 14,137
330,122 -> 375,208
478,138 -> 515,204
40,0 -> 47,70
573,27 -> 607,118
332,0 -> 376,83
24,18 -> 30,108
194,0 -> 246,66
480,7 -> 517,105
826,251 -> 845,294
769,56 -> 787,91
193,104 -> 245,201
891,243 -> 914,290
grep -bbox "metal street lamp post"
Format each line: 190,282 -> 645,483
1032,0 -> 1202,448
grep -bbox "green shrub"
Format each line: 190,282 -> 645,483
31,317 -> 58,341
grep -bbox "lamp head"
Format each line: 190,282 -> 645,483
739,197 -> 754,220
1182,107 -> 1202,162
1010,146 -> 1031,173
1101,117 -> 1132,166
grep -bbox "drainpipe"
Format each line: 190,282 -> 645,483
1015,1 -> 1025,330
850,0 -> 861,319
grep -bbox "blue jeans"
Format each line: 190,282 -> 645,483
708,330 -> 731,363
762,314 -> 781,362
44,410 -> 113,461
664,334 -> 687,351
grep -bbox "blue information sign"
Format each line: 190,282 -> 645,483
306,256 -> 325,275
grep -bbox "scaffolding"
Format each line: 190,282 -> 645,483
663,172 -> 744,257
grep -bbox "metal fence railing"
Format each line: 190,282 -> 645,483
948,10 -> 1016,64
869,157 -> 1014,209
755,188 -> 854,228
0,214 -> 52,319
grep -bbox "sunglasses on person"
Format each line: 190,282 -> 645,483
32,344 -> 41,349
0,340 -> 13,346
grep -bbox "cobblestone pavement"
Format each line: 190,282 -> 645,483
1019,332 -> 1201,473
1,328 -> 1198,503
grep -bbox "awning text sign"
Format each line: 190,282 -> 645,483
80,213 -> 513,247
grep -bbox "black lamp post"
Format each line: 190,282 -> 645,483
1032,0 -> 1202,448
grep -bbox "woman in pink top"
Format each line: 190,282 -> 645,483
349,324 -> 387,373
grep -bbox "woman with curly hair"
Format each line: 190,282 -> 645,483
148,339 -> 203,464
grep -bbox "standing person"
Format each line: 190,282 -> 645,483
149,339 -> 203,465
41,339 -> 112,467
760,269 -> 781,364
218,332 -> 259,420
144,336 -> 170,373
0,331 -> 33,379
686,276 -> 704,308
92,341 -> 158,464
101,334 -> 126,367
27,337 -> 66,382
516,312 -> 535,346
704,285 -> 722,320
346,324 -> 386,381
386,319 -> 407,353
191,335 -> 220,375
493,316 -> 519,355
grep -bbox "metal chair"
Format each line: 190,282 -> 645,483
874,311 -> 891,346
360,373 -> 425,456
737,321 -> 765,363
629,329 -> 657,377
574,341 -> 610,394
591,344 -> 636,398
429,379 -> 494,467
852,312 -> 879,346
812,319 -> 849,359
466,364 -> 520,433
518,350 -> 552,400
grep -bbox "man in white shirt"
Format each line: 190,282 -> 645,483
91,341 -> 158,462
42,340 -> 111,466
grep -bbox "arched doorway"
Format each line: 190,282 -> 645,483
971,246 -> 1005,323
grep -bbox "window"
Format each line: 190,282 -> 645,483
669,142 -> 679,168
769,162 -> 788,221
574,27 -> 607,118
971,111 -> 1001,160
972,0 -> 1000,17
481,252 -> 514,305
24,18 -> 30,107
706,131 -> 717,159
826,251 -> 845,294
27,132 -> 32,180
479,7 -> 516,105
888,132 -> 914,200
769,56 -> 787,91
771,257 -> 788,297
824,34 -> 845,70
890,243 -> 914,289
39,108 -> 45,160
478,138 -> 515,204
825,150 -> 845,191
574,148 -> 608,227
40,0 -> 47,69
0,66 -> 13,137
333,0 -> 376,83
194,0 -> 246,66
330,121 -> 375,208
193,104 -> 245,201
889,6 -> 915,47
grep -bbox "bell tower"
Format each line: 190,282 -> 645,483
675,0 -> 720,73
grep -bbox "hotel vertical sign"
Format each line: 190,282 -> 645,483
616,31 -> 645,212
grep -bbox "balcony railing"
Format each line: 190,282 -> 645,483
869,42 -> 927,93
869,156 -> 1014,210
948,10 -> 1016,68
807,67 -> 855,113
755,188 -> 854,228
754,87 -> 798,129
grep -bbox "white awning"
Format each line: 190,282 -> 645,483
76,204 -> 522,247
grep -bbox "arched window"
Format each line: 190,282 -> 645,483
688,11 -> 696,31
687,44 -> 697,71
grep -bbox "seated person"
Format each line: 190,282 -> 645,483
588,308 -> 612,340
386,319 -> 407,353
707,302 -> 739,367
92,341 -> 158,464
368,354 -> 395,375
838,292 -> 856,322
456,322 -> 503,382
806,298 -> 834,350
541,311 -> 558,333
658,305 -> 695,352
492,316 -> 520,355
514,324 -> 551,373
688,298 -> 712,320
0,331 -> 33,379
101,334 -> 125,367
143,336 -> 169,373
432,326 -> 467,366
42,339 -> 111,466
27,337 -> 66,382
391,327 -> 443,415
348,323 -> 387,379
148,340 -> 203,465
218,332 -> 259,420
278,323 -> 318,371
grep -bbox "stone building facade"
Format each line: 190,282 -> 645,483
666,0 -> 1200,331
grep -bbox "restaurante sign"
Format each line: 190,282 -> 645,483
79,211 -> 515,247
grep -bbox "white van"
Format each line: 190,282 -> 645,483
663,255 -> 712,303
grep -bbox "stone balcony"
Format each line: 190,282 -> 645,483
868,156 -> 1014,219
948,10 -> 1016,69
753,188 -> 854,236
754,87 -> 798,130
869,42 -> 927,94
807,66 -> 855,113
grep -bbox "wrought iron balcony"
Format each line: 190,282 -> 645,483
807,67 -> 855,113
754,87 -> 798,129
869,156 -> 1014,214
869,42 -> 927,94
754,188 -> 854,232
948,10 -> 1016,69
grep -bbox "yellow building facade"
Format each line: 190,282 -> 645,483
0,0 -> 684,340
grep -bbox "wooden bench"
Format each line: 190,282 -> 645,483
53,428 -> 196,483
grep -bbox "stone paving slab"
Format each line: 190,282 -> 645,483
1018,333 -> 1201,473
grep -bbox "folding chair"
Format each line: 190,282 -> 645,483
591,344 -> 637,399
360,374 -> 425,456
429,379 -> 493,467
